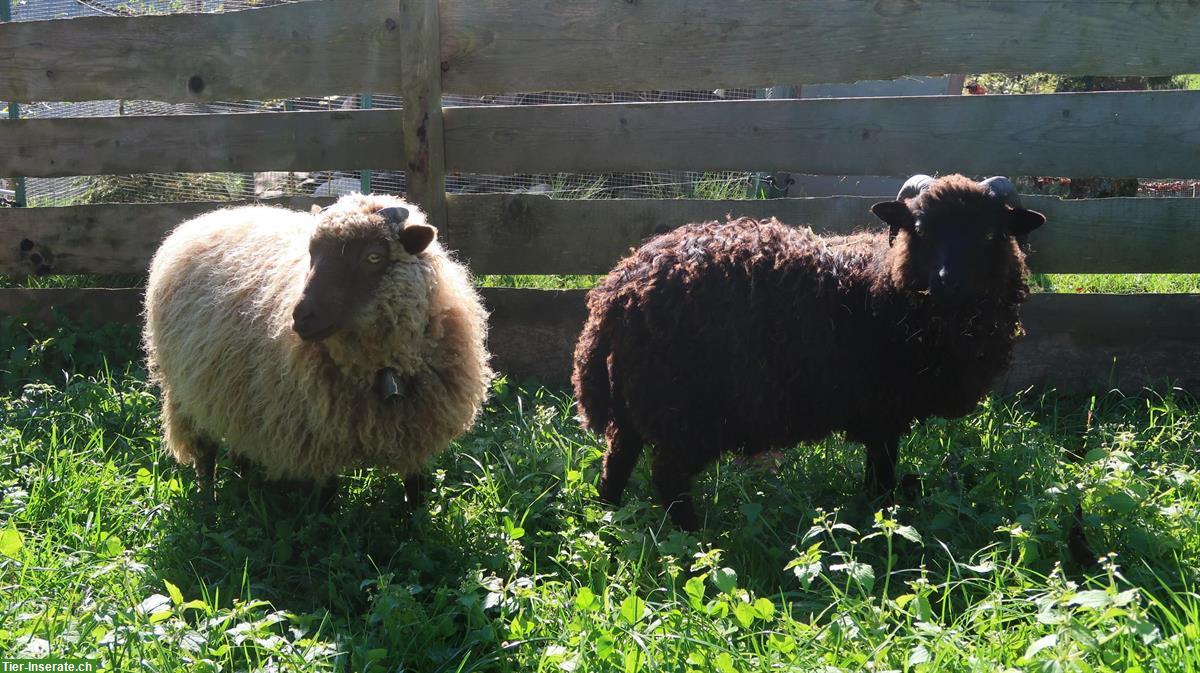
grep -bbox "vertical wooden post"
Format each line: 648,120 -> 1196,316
398,0 -> 448,233
1,0 -> 25,207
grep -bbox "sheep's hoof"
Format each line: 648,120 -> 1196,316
1066,504 -> 1097,568
317,478 -> 339,512
899,474 -> 922,501
665,499 -> 700,532
596,480 -> 623,508
403,473 -> 427,507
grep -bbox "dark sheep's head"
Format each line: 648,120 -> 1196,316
292,201 -> 437,342
870,174 -> 1045,302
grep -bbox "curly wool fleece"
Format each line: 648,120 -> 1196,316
144,193 -> 493,482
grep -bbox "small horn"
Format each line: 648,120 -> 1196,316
979,176 -> 1023,208
897,174 -> 936,201
980,176 -> 1034,248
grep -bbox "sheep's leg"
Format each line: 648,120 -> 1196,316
863,435 -> 900,497
161,395 -> 219,498
650,451 -> 702,531
403,472 -> 428,507
316,476 -> 339,511
194,437 -> 219,501
597,406 -> 643,507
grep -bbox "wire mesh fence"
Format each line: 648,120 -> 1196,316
2,0 -> 775,207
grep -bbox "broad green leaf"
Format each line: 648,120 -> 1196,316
712,567 -> 738,594
574,587 -> 597,611
1131,619 -> 1161,644
895,525 -> 923,544
791,561 -> 822,589
831,561 -> 875,592
619,594 -> 646,625
1103,492 -> 1139,514
713,652 -> 737,673
137,593 -> 172,616
1068,590 -> 1111,610
622,647 -> 642,673
164,580 -> 184,607
503,516 -> 525,540
732,602 -> 755,628
739,502 -> 763,524
705,600 -> 729,619
595,633 -> 616,660
1024,633 -> 1058,659
768,633 -> 795,653
683,576 -> 706,609
0,526 -> 24,559
752,597 -> 775,620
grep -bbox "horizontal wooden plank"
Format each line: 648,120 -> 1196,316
2,288 -> 1197,395
0,110 -> 405,178
0,0 -> 401,104
445,194 -> 1200,275
0,198 -> 334,276
6,1 -> 1199,103
444,91 -> 1200,178
8,92 -> 1198,180
4,193 -> 1199,277
0,287 -> 145,325
441,0 -> 1200,94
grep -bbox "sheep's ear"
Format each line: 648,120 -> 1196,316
399,224 -> 437,255
870,200 -> 915,243
870,201 -> 914,227
310,204 -> 323,215
1007,208 -> 1045,237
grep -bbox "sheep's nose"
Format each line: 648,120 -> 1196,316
929,267 -> 960,295
292,302 -> 316,331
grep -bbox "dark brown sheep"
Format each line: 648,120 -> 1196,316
572,174 -> 1046,530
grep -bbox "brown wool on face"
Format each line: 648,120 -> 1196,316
883,176 -> 1034,299
292,233 -> 393,342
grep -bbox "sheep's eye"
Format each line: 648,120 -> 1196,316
983,230 -> 996,242
912,221 -> 925,237
366,253 -> 384,264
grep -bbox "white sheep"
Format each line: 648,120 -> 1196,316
143,193 -> 493,503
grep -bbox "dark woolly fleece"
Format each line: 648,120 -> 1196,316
572,177 -> 1035,529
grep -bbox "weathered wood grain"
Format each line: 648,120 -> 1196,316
5,194 -> 1199,277
441,0 -> 1200,94
1,198 -> 334,276
0,288 -> 145,325
3,288 -> 1197,395
443,91 -> 1200,179
399,0 -> 449,231
0,110 -> 405,178
444,193 -> 1200,275
0,0 -> 402,104
9,91 -> 1197,180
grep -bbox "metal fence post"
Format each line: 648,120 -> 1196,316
360,93 -> 373,194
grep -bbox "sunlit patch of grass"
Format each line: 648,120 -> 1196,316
1031,274 -> 1200,294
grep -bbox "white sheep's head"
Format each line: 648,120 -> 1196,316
292,196 -> 437,342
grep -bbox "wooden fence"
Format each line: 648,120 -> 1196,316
2,0 -> 1199,392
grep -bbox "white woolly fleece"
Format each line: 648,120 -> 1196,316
143,193 -> 493,481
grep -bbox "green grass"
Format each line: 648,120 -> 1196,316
1031,274 -> 1200,294
3,319 -> 1200,671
